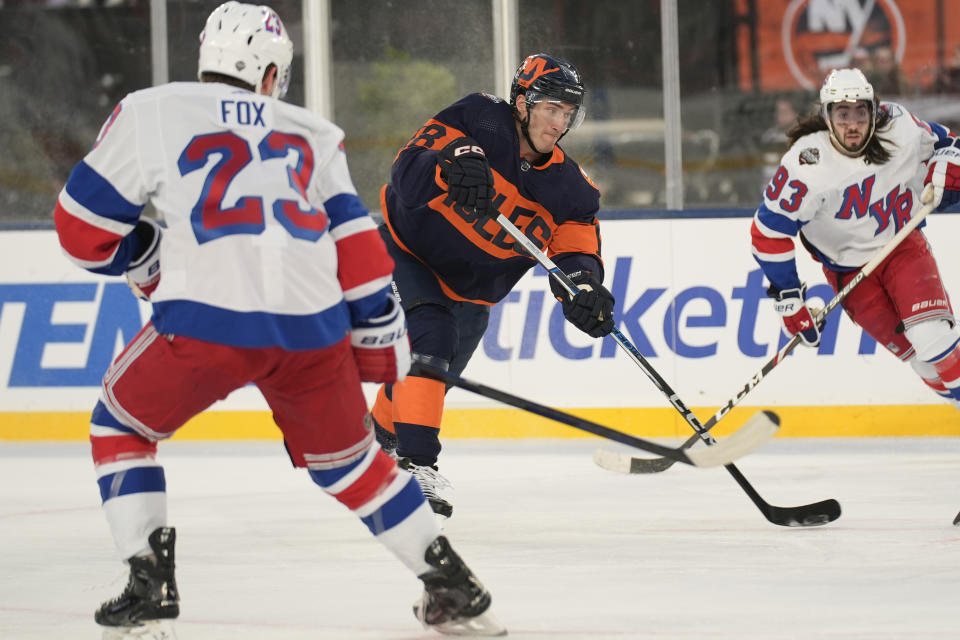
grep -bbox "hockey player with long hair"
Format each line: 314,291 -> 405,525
752,68 -> 960,418
368,53 -> 614,518
53,2 -> 504,635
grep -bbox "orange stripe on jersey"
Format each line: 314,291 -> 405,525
381,188 -> 496,306
530,145 -> 565,169
398,118 -> 468,158
549,219 -> 601,258
427,172 -> 556,261
393,375 -> 445,429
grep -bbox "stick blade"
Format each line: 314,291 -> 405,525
592,449 -> 677,474
767,499 -> 842,527
686,410 -> 780,468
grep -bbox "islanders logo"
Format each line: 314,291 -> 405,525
781,0 -> 906,89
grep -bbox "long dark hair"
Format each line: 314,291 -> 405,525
787,103 -> 893,165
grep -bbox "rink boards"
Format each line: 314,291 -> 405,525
3,215 -> 960,440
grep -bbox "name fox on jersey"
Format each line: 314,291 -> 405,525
219,99 -> 268,127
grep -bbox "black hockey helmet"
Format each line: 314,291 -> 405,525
509,53 -> 586,131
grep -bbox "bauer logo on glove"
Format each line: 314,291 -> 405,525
769,283 -> 821,347
351,296 -> 412,383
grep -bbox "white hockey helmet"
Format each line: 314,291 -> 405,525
819,68 -> 877,155
197,2 -> 293,99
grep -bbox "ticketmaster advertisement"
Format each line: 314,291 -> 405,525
3,217 -> 960,440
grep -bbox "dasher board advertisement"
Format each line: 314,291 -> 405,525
2,216 -> 959,439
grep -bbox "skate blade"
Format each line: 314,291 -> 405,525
101,620 -> 178,640
427,610 -> 507,636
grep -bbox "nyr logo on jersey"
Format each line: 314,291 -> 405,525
835,176 -> 912,235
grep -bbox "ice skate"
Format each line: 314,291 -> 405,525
101,620 -> 178,640
95,527 -> 179,629
398,456 -> 453,518
413,536 -> 506,636
368,412 -> 398,458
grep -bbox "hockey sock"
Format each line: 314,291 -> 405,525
371,384 -> 395,434
90,401 -> 167,559
392,375 -> 445,466
308,440 -> 439,575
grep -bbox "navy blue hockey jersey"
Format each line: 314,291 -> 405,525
380,92 -> 603,305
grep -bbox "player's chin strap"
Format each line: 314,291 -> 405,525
516,104 -> 567,158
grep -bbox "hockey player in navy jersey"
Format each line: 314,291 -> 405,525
368,53 -> 614,517
54,2 -> 504,636
752,68 -> 960,415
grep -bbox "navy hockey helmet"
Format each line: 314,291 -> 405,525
510,53 -> 586,131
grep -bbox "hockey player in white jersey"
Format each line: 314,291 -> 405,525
752,68 -> 960,413
53,2 -> 504,636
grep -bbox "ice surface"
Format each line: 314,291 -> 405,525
1,437 -> 958,639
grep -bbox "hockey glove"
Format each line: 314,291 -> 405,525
923,143 -> 960,210
553,271 -> 615,338
437,136 -> 496,220
351,295 -> 412,383
125,218 -> 162,300
770,283 -> 820,347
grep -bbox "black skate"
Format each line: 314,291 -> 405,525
367,412 -> 398,458
413,536 -> 505,636
95,527 -> 179,628
398,456 -> 453,518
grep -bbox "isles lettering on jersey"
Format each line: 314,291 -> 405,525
218,99 -> 268,127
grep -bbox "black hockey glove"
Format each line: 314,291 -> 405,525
552,271 -> 615,338
437,137 -> 496,220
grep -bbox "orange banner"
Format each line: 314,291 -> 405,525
736,0 -> 960,93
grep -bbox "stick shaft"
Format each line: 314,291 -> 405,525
610,198 -> 937,468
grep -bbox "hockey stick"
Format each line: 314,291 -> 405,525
410,360 -> 779,468
595,198 -> 936,477
493,212 -> 818,525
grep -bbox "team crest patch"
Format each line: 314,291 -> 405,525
799,148 -> 820,165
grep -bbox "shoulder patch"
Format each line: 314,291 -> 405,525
798,148 -> 820,165
480,92 -> 503,103
881,102 -> 903,118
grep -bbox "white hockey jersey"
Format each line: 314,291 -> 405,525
55,82 -> 393,350
751,102 -> 952,291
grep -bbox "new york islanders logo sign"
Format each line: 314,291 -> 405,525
782,0 -> 905,89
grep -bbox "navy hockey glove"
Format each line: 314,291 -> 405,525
125,218 -> 162,300
437,137 -> 495,220
351,296 -> 412,383
553,271 -> 615,338
770,283 -> 820,347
